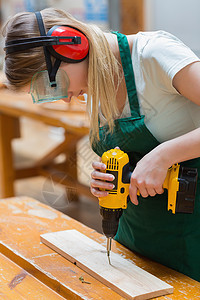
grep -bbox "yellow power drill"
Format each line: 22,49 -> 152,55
99,149 -> 198,263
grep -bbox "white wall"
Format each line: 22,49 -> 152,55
144,0 -> 200,56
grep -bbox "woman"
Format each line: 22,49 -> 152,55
3,7 -> 200,282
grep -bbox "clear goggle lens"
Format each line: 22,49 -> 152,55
29,69 -> 70,104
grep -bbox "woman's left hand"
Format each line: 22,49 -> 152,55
129,146 -> 171,205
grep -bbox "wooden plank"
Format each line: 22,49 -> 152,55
41,229 -> 173,300
0,252 -> 65,299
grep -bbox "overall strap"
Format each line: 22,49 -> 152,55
112,31 -> 140,118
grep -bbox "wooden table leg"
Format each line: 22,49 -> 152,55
0,113 -> 19,198
64,132 -> 82,202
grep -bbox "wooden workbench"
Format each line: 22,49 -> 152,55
0,196 -> 199,299
0,89 -> 93,200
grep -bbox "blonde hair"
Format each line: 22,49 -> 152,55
2,8 -> 121,145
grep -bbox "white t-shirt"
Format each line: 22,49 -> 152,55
100,30 -> 200,143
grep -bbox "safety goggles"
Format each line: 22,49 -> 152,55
29,68 -> 70,103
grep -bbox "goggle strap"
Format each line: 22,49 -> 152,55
35,11 -> 53,82
50,59 -> 61,87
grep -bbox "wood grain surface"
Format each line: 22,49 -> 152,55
0,197 -> 199,299
41,229 -> 173,300
0,252 -> 64,299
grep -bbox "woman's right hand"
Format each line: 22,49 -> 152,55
90,161 -> 115,198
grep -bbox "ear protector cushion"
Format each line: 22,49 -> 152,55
47,25 -> 89,63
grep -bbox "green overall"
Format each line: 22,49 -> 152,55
92,32 -> 200,282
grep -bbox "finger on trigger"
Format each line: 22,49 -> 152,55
92,161 -> 106,170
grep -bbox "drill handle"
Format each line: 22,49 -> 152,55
163,164 -> 180,190
135,164 -> 180,197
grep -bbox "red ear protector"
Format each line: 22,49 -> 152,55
47,25 -> 89,63
4,11 -> 89,86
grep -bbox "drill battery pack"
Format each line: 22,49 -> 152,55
175,166 -> 198,213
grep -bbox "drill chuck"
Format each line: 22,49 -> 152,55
100,207 -> 123,238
